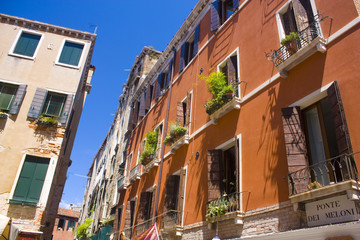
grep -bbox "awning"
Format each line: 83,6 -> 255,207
0,215 -> 19,240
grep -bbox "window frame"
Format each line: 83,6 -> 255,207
55,38 -> 86,69
41,91 -> 67,118
0,82 -> 18,112
9,29 -> 44,60
217,48 -> 240,97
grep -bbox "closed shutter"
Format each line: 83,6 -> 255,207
139,92 -> 146,118
137,192 -> 151,223
176,102 -> 184,124
27,88 -> 47,119
13,33 -> 40,57
155,74 -> 162,99
12,155 -> 50,204
281,107 -> 309,194
193,25 -> 200,56
133,101 -> 140,126
233,0 -> 239,9
60,94 -> 74,124
145,86 -> 152,111
210,0 -> 220,31
9,84 -> 27,115
177,168 -> 186,225
166,59 -> 173,88
207,150 -> 223,201
163,175 -> 180,212
179,43 -> 187,72
185,92 -> 192,130
59,42 -> 84,66
124,201 -> 132,228
292,0 -> 310,32
327,81 -> 353,155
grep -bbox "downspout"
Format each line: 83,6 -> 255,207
154,48 -> 176,223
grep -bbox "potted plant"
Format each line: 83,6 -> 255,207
164,122 -> 187,146
37,115 -> 58,126
281,32 -> 299,55
140,130 -> 158,165
0,111 -> 8,119
307,181 -> 322,190
200,72 -> 234,115
205,198 -> 230,222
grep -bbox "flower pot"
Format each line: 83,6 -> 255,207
285,40 -> 298,55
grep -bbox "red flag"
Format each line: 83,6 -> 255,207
132,224 -> 159,240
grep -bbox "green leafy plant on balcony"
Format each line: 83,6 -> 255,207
206,198 -> 230,222
281,32 -> 299,55
307,180 -> 322,190
164,122 -> 187,146
37,115 -> 58,126
140,130 -> 158,165
201,72 -> 234,115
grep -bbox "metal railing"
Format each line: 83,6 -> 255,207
161,210 -> 181,230
206,192 -> 243,221
117,176 -> 125,189
129,164 -> 141,181
266,14 -> 326,67
288,153 -> 358,196
133,219 -> 152,237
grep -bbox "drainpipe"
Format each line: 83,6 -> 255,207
153,48 -> 176,223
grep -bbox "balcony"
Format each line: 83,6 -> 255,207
170,134 -> 190,154
266,15 -> 327,78
129,164 -> 141,182
160,210 -> 183,237
142,155 -> 161,173
117,175 -> 128,190
288,153 -> 359,205
133,220 -> 152,238
209,96 -> 241,125
206,192 -> 245,225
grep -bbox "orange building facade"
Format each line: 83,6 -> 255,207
113,0 -> 360,239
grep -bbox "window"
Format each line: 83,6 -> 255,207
219,53 -> 239,97
179,25 -> 200,72
67,220 -> 76,231
28,88 -> 73,124
176,92 -> 192,129
210,0 -> 239,31
58,40 -> 84,67
11,31 -> 41,58
0,82 -> 27,114
138,191 -> 153,222
10,155 -> 50,205
58,219 -> 65,230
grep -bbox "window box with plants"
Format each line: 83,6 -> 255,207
140,130 -> 158,166
36,115 -> 58,127
281,32 -> 299,55
164,122 -> 188,154
0,111 -> 8,119
202,72 -> 240,124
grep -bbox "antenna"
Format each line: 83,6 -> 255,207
90,25 -> 98,34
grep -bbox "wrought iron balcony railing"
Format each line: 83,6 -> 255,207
206,192 -> 244,222
129,164 -> 141,181
266,14 -> 326,67
161,210 -> 182,230
288,153 -> 358,196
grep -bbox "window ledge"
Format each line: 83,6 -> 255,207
9,199 -> 38,207
55,62 -> 81,70
210,97 -> 241,125
276,36 -> 326,78
8,52 -> 36,61
289,180 -> 360,207
142,157 -> 160,173
170,134 -> 190,154
207,211 -> 245,225
0,113 -> 8,119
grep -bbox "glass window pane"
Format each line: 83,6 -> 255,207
13,32 -> 41,57
0,83 -> 17,111
59,41 -> 84,66
42,93 -> 66,117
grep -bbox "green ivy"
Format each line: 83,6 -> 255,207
76,218 -> 93,240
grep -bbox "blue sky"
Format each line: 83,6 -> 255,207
1,0 -> 198,208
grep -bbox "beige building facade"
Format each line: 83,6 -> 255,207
0,13 -> 96,240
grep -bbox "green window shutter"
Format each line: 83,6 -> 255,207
59,42 -> 84,66
0,83 -> 17,111
12,155 -> 50,204
42,92 -> 67,118
13,32 -> 41,57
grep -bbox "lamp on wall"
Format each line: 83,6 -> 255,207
212,221 -> 220,240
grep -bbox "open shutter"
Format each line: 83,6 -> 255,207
235,138 -> 240,194
282,4 -> 298,35
137,192 -> 151,223
179,43 -> 187,72
292,0 -> 310,31
166,59 -> 173,88
124,201 -> 132,229
155,74 -> 162,99
281,107 -> 309,194
145,86 -> 152,111
9,84 -> 27,115
185,92 -> 191,130
207,150 -> 223,201
327,81 -> 353,155
177,168 -> 186,225
127,104 -> 135,132
233,0 -> 239,9
227,56 -> 237,85
176,102 -> 184,124
163,175 -> 180,212
27,88 -> 47,119
133,101 -> 140,126
138,92 -> 146,119
60,94 -> 74,124
193,25 -> 200,56
210,0 -> 220,31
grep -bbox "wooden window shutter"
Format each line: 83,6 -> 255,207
124,201 -> 132,228
207,150 -> 223,201
137,192 -> 151,223
227,56 -> 237,86
292,0 -> 310,31
179,43 -> 187,72
155,74 -> 162,99
327,81 -> 353,155
235,138 -> 240,193
60,94 -> 74,124
149,190 -> 155,220
176,102 -> 184,124
145,86 -> 152,111
133,101 -> 140,126
127,104 -> 135,131
166,59 -> 173,88
281,106 -> 309,194
233,0 -> 239,9
9,84 -> 27,115
282,4 -> 298,35
177,168 -> 186,225
138,92 -> 146,118
193,25 -> 200,56
185,92 -> 192,129
27,88 -> 47,119
163,175 -> 180,212
210,0 -> 220,31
